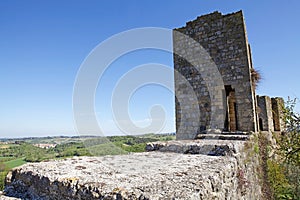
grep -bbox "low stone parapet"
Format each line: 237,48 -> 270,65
146,139 -> 245,156
3,149 -> 261,199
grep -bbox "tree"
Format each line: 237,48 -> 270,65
275,98 -> 300,198
280,98 -> 300,166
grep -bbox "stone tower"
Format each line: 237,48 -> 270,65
173,11 -> 258,139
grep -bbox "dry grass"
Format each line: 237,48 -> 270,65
251,68 -> 262,90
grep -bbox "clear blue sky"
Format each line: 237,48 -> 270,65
0,0 -> 299,138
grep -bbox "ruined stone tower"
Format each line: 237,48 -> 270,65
173,11 -> 284,140
174,11 -> 258,139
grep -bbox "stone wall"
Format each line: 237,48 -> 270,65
4,141 -> 262,200
255,96 -> 285,132
257,96 -> 274,132
271,97 -> 285,131
174,11 -> 258,140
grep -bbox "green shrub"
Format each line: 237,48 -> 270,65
267,160 -> 295,199
0,162 -> 8,191
274,98 -> 300,198
0,171 -> 6,191
121,143 -> 146,152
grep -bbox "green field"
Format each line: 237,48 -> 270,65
0,134 -> 175,162
4,158 -> 27,169
0,157 -> 13,161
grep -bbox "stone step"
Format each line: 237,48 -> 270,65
201,130 -> 252,135
196,134 -> 249,141
219,131 -> 252,135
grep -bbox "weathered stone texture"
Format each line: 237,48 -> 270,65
174,11 -> 258,139
271,97 -> 285,131
0,193 -> 20,200
257,96 -> 274,132
4,143 -> 262,200
146,139 -> 245,156
255,96 -> 285,132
